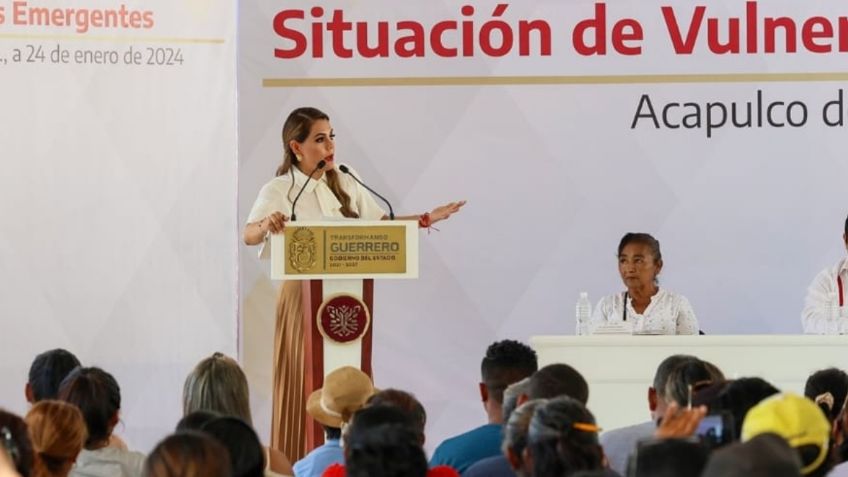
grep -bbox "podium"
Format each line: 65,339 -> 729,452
270,220 -> 418,450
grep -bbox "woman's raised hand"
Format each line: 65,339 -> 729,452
429,200 -> 466,224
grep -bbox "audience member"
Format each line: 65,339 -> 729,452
175,411 -> 220,433
293,367 -> 374,477
365,389 -> 426,444
58,367 -> 145,477
182,352 -> 252,424
345,424 -> 427,477
625,437 -> 708,477
500,399 -> 545,477
464,378 -> 532,477
183,352 -> 291,476
0,410 -> 34,477
200,416 -> 265,477
25,400 -> 87,477
26,349 -> 81,403
143,432 -> 230,477
430,340 -> 538,473
701,433 -> 802,477
663,359 -> 724,408
322,405 -> 458,477
742,392 -> 832,477
600,354 -> 698,474
525,363 -> 589,403
695,377 -> 779,443
805,367 -> 848,460
524,396 -> 605,477
0,447 -> 22,477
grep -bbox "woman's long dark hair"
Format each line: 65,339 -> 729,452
277,107 -> 358,218
526,397 -> 604,477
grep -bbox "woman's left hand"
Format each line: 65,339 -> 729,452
429,200 -> 466,224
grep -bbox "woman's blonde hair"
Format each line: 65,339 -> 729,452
277,107 -> 358,218
25,400 -> 87,476
183,352 -> 252,425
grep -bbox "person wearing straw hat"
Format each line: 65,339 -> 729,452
294,367 -> 375,477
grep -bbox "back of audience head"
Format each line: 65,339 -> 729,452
649,355 -> 698,420
345,423 -> 427,477
183,352 -> 252,425
57,367 -> 120,449
0,409 -> 34,477
480,340 -> 539,416
526,363 -> 589,404
144,432 -> 230,477
366,389 -> 426,443
346,405 -> 415,444
525,396 -> 603,477
701,433 -> 802,477
504,399 -> 545,477
697,377 -> 780,442
175,410 -> 221,433
626,438 -> 708,477
25,400 -> 87,477
742,393 -> 832,477
199,416 -> 265,477
27,349 -> 81,403
805,368 -> 848,424
503,378 -> 531,423
663,359 -> 724,408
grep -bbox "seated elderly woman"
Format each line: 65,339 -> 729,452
592,233 -> 699,335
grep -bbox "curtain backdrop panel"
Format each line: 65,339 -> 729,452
0,0 -> 238,451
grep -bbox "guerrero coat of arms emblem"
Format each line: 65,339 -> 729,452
289,227 -> 317,272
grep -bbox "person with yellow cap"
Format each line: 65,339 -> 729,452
741,393 -> 833,476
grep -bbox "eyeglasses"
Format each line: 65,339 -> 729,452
0,426 -> 20,468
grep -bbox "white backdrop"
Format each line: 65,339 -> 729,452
0,0 -> 237,451
239,0 -> 848,451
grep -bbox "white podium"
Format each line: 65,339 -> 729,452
530,335 -> 848,431
271,220 -> 418,450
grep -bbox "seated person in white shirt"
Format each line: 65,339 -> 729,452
591,233 -> 699,335
802,214 -> 848,334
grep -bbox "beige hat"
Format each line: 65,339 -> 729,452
306,366 -> 375,428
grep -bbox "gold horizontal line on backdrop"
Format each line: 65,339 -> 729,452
0,34 -> 225,44
263,72 -> 848,88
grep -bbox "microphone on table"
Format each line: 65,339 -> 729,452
290,160 -> 326,222
338,164 -> 395,220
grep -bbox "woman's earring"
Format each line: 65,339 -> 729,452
295,154 -> 303,162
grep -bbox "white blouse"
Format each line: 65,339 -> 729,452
70,447 -> 145,477
802,257 -> 848,334
591,289 -> 699,335
247,164 -> 386,257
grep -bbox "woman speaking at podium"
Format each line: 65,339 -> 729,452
243,107 -> 464,462
591,233 -> 699,335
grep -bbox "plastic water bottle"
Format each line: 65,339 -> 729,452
576,292 -> 592,335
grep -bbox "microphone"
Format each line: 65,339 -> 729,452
339,164 -> 395,220
290,160 -> 326,222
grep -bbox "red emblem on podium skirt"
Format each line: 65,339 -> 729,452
317,294 -> 371,343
